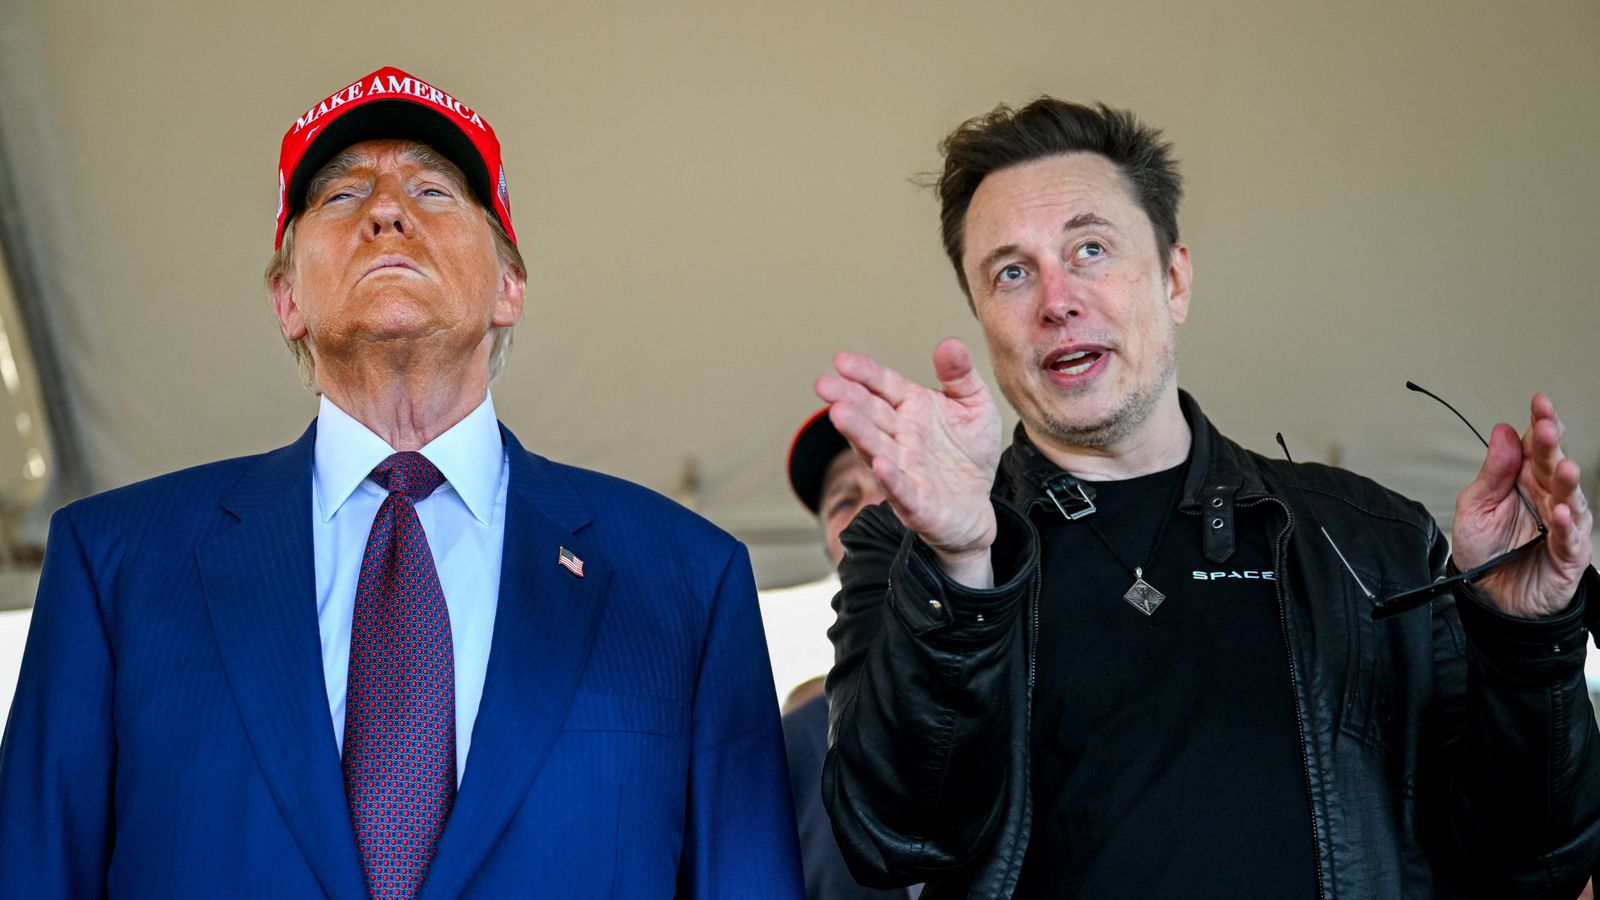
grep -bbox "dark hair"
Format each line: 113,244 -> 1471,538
936,98 -> 1183,298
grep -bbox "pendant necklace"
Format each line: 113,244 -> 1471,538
1077,468 -> 1187,616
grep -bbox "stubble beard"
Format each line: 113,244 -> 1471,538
1010,337 -> 1179,451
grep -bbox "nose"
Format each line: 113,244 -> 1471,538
861,486 -> 888,511
361,177 -> 412,241
1037,264 -> 1080,325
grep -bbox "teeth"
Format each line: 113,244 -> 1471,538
1051,350 -> 1095,376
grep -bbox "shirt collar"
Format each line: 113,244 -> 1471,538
313,393 -> 504,525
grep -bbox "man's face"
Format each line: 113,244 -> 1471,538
818,449 -> 887,567
961,152 -> 1192,452
270,139 -> 524,379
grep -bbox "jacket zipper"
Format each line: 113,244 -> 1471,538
995,559 -> 1045,900
1198,495 -> 1328,900
1028,565 -> 1041,703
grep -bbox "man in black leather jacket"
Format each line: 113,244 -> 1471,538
814,98 -> 1600,899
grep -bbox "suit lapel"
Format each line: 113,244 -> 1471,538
421,428 -> 612,900
197,423 -> 368,900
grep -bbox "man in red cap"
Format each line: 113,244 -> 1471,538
0,67 -> 802,899
782,409 -> 916,900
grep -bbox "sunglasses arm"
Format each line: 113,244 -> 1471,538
1369,537 -> 1548,621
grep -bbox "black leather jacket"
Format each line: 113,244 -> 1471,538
823,393 -> 1600,899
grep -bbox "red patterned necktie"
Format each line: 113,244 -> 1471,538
343,451 -> 455,899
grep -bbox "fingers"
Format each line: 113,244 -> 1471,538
1545,495 -> 1591,575
1513,393 -> 1581,532
1531,392 -> 1563,439
815,372 -> 899,434
1460,422 -> 1524,512
1550,457 -> 1584,512
832,350 -> 917,409
931,338 -> 989,403
826,402 -> 895,462
815,351 -> 928,468
816,374 -> 897,461
1564,461 -> 1593,530
1522,394 -> 1568,489
1520,394 -> 1593,573
816,351 -> 917,462
1542,457 -> 1593,566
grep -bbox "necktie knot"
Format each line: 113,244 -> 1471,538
369,451 -> 446,503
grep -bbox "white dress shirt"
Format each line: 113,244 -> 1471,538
312,393 -> 508,784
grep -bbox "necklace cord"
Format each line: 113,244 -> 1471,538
1077,464 -> 1189,578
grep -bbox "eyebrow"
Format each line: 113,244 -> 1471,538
1064,212 -> 1113,232
303,144 -> 469,205
303,156 -> 361,205
823,481 -> 861,502
972,211 -> 1117,279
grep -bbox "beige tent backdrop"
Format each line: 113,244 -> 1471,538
0,0 -> 1595,601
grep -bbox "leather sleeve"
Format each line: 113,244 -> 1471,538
1426,524 -> 1600,899
820,499 -> 1038,889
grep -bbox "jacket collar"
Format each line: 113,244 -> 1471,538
996,390 -> 1270,564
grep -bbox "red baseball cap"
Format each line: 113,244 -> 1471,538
274,66 -> 515,250
787,407 -> 852,516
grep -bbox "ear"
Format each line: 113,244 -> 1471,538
1164,243 -> 1192,326
268,271 -> 308,341
493,262 -> 528,328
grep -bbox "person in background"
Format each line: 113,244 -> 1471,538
784,408 -> 915,900
0,66 -> 802,899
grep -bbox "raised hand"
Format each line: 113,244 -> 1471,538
815,338 -> 1002,587
1453,393 -> 1594,618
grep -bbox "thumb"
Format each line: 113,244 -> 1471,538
932,338 -> 987,402
1461,422 -> 1523,510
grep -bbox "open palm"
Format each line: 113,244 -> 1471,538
815,338 -> 1002,583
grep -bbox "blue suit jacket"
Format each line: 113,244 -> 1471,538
0,423 -> 803,898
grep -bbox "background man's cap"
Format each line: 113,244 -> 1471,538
788,407 -> 852,515
275,66 -> 515,250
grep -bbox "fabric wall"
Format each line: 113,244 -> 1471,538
3,0 -> 1597,586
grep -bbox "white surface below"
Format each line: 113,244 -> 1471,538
0,609 -> 29,728
757,574 -> 840,707
1587,643 -> 1600,698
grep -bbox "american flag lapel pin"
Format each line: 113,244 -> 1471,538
557,546 -> 585,578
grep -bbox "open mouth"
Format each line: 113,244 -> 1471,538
1047,349 -> 1103,376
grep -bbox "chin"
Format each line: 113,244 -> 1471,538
1028,395 -> 1136,447
361,306 -> 452,338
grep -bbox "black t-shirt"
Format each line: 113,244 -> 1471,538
1012,461 -> 1318,899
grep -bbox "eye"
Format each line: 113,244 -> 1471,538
996,263 -> 1027,285
827,492 -> 861,520
319,189 -> 356,205
1074,240 -> 1106,260
419,186 -> 452,198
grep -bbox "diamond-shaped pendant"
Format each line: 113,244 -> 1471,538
1123,568 -> 1165,616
